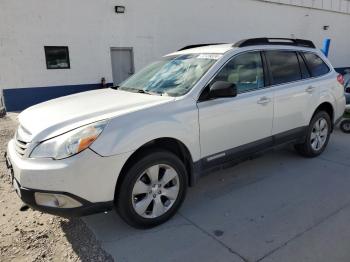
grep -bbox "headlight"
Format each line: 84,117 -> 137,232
30,120 -> 108,159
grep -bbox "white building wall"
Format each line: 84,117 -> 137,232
0,0 -> 350,91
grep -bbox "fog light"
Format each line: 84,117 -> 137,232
34,192 -> 82,208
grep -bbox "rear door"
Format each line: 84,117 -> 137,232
266,50 -> 319,139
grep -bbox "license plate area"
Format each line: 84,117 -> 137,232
4,152 -> 21,197
4,152 -> 13,180
13,178 -> 21,198
4,152 -> 12,169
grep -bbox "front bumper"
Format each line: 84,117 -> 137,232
4,173 -> 113,216
5,139 -> 132,216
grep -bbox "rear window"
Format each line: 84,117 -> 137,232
303,52 -> 330,77
266,51 -> 301,85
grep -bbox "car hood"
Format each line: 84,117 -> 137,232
17,89 -> 175,142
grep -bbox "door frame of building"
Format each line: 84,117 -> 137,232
110,47 -> 135,85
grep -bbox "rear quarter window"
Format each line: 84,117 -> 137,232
297,52 -> 311,79
303,52 -> 330,77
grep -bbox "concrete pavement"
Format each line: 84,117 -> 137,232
83,129 -> 350,262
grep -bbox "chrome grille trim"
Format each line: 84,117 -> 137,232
15,139 -> 28,148
14,125 -> 31,157
15,138 -> 29,157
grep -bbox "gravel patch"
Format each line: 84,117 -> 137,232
0,114 -> 114,262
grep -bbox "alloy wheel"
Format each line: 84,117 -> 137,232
310,117 -> 329,151
131,164 -> 180,218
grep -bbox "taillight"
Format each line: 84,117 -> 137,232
337,74 -> 345,85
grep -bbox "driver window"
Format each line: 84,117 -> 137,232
211,51 -> 265,94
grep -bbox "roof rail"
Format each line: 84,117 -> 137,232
178,43 -> 227,51
233,38 -> 316,49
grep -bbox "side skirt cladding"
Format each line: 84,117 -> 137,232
192,126 -> 308,183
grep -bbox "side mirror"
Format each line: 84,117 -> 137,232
209,81 -> 237,99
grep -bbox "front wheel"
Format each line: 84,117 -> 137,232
340,119 -> 350,133
116,150 -> 187,228
295,111 -> 331,157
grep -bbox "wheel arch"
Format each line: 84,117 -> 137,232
114,137 -> 197,203
311,102 -> 334,128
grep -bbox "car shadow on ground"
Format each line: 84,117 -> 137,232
60,218 -> 114,261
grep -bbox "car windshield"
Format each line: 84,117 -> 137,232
118,54 -> 219,96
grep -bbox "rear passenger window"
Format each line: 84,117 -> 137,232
266,51 -> 301,85
303,52 -> 330,77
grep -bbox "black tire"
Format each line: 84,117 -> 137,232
116,150 -> 187,229
340,119 -> 350,133
295,111 -> 331,157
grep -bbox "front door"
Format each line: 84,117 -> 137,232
197,51 -> 274,165
110,47 -> 134,85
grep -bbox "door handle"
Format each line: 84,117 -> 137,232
306,86 -> 316,94
257,97 -> 271,105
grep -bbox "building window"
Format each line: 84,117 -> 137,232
44,46 -> 70,69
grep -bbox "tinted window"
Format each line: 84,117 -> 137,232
44,46 -> 70,69
210,52 -> 264,94
266,51 -> 301,85
297,52 -> 311,79
303,52 -> 330,77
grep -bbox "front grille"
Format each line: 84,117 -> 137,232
15,138 -> 29,157
14,124 -> 32,157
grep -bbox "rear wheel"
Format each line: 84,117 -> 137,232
340,119 -> 350,133
116,150 -> 187,228
295,111 -> 331,157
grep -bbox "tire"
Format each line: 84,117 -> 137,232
116,150 -> 187,228
340,119 -> 350,133
295,111 -> 331,157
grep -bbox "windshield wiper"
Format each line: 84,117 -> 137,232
117,86 -> 162,96
137,89 -> 162,96
110,85 -> 119,90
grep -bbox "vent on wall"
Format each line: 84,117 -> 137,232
260,0 -> 350,14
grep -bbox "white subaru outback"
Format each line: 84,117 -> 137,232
5,38 -> 346,228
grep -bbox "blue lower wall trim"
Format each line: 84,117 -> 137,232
3,83 -> 113,112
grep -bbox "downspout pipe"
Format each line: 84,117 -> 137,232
321,38 -> 331,57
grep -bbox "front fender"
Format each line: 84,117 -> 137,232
90,100 -> 200,162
